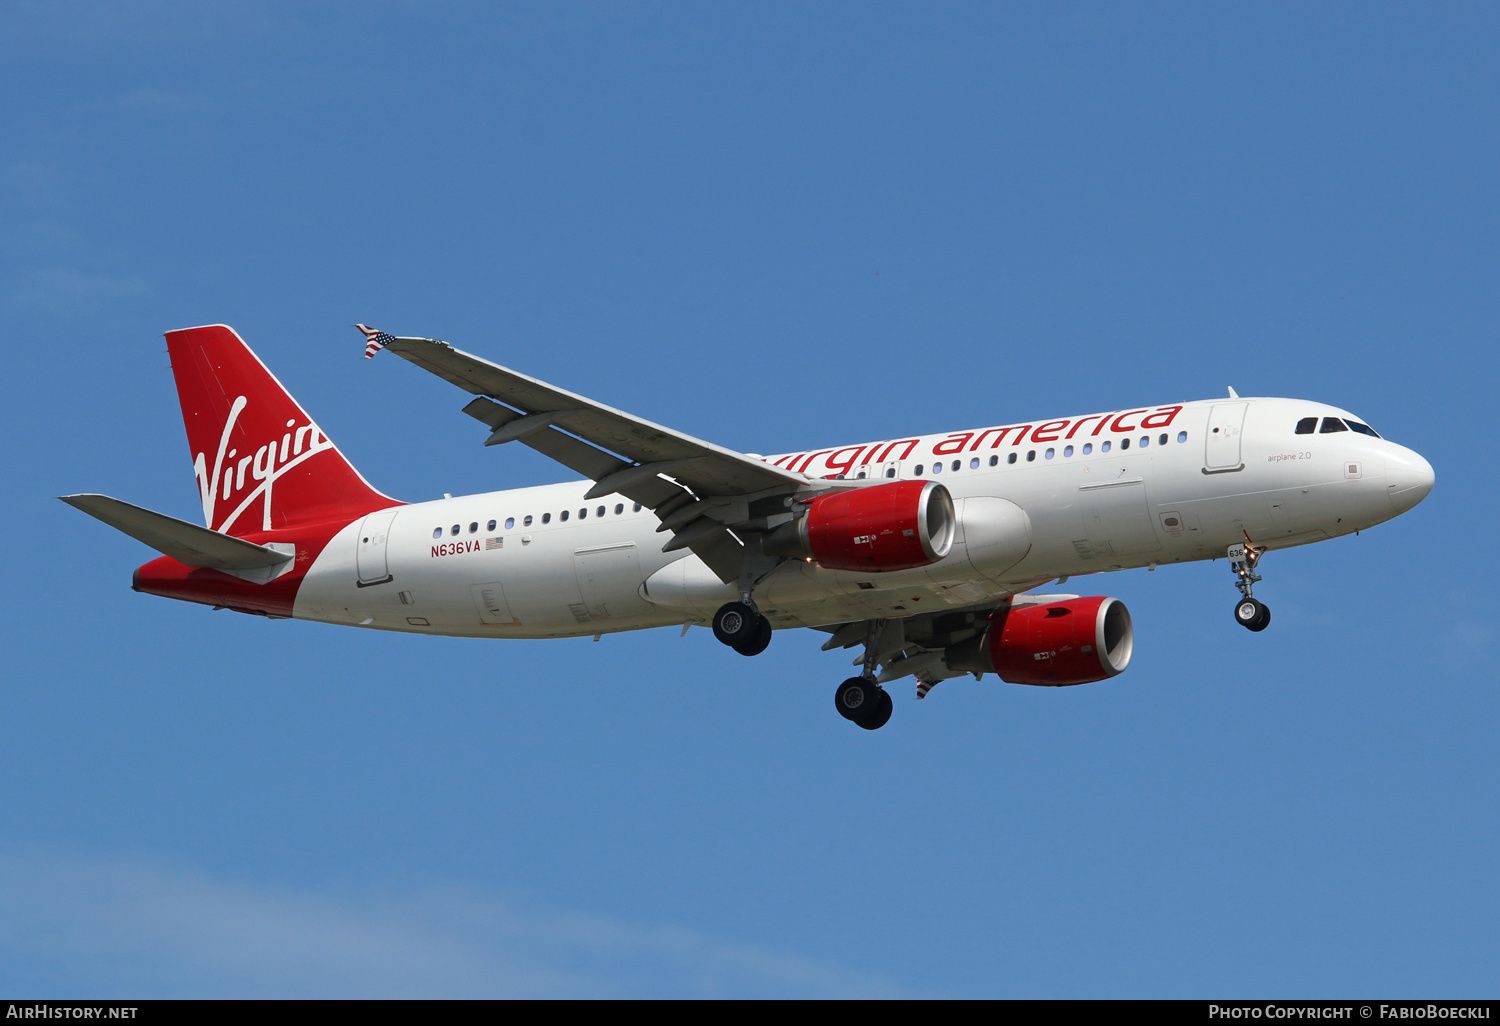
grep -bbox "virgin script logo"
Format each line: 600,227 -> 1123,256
192,395 -> 335,534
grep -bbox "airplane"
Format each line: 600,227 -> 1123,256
62,324 -> 1435,730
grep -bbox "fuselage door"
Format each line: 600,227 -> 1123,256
1079,479 -> 1161,558
573,542 -> 647,621
1204,402 -> 1248,472
356,508 -> 399,586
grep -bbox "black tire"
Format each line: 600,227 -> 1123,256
835,677 -> 879,722
733,616 -> 773,656
1234,598 -> 1266,630
856,688 -> 893,731
712,602 -> 760,648
1248,603 -> 1271,632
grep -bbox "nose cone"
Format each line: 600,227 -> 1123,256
1385,447 -> 1435,513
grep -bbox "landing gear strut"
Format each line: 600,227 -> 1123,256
1228,538 -> 1271,632
712,601 -> 773,656
834,619 -> 892,730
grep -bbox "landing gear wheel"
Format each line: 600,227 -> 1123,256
713,602 -> 761,648
1234,598 -> 1271,632
835,677 -> 892,730
733,616 -> 773,657
859,688 -> 893,730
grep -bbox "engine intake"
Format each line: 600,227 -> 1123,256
945,596 -> 1133,686
765,480 -> 955,572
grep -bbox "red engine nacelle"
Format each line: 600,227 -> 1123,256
946,596 -> 1134,686
765,480 -> 955,572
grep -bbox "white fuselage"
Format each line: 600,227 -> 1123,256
292,397 -> 1432,638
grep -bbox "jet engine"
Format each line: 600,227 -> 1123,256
764,480 -> 955,572
944,596 -> 1133,686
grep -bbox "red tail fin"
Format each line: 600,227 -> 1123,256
166,324 -> 396,535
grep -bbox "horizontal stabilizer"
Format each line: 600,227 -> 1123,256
60,494 -> 295,581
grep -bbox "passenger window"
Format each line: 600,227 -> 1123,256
969,458 -> 979,469
543,513 -> 552,524
989,455 -> 998,467
915,464 -> 925,475
885,467 -> 896,478
1045,448 -> 1054,459
1345,420 -> 1380,437
1064,445 -> 1074,457
951,460 -> 960,472
577,508 -> 585,519
856,471 -> 865,478
614,504 -> 624,515
1102,441 -> 1112,452
1177,431 -> 1187,443
1026,450 -> 1036,462
469,522 -> 478,533
633,503 -> 642,512
432,527 -> 442,539
1083,443 -> 1092,455
1007,453 -> 1017,464
1295,417 -> 1318,435
487,520 -> 496,531
1121,438 -> 1130,449
596,506 -> 605,517
450,525 -> 460,536
1139,436 -> 1149,448
1320,417 -> 1348,433
505,517 -> 515,529
932,462 -> 942,474
524,515 -> 533,527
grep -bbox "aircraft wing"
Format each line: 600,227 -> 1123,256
368,331 -> 814,582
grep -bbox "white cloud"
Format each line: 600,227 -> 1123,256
0,851 -> 897,998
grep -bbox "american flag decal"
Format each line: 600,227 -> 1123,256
485,537 -> 503,550
915,680 -> 937,700
355,323 -> 396,359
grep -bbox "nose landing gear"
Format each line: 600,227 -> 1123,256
1228,537 -> 1271,632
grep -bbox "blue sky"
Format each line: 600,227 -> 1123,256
1,2 -> 1496,997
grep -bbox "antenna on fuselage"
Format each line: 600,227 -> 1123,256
1227,386 -> 1240,398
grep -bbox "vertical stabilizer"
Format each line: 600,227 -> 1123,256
165,324 -> 396,535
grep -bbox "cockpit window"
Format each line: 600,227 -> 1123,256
1295,417 -> 1317,435
1319,417 -> 1348,433
1344,420 -> 1380,438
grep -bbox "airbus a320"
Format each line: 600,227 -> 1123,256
64,325 -> 1434,729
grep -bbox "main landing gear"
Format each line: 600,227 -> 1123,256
1228,538 -> 1271,632
835,676 -> 893,730
712,601 -> 773,657
834,619 -> 893,730
712,600 -> 892,730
